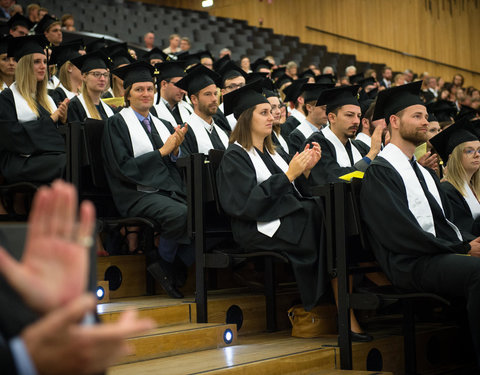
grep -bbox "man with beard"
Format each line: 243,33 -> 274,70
306,85 -> 384,186
360,81 -> 480,367
175,64 -> 229,154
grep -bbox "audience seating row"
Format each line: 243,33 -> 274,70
36,0 -> 386,75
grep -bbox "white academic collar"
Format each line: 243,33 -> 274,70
192,111 -> 215,132
304,118 -> 320,133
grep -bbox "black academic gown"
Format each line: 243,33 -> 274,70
271,130 -> 291,155
441,181 -> 480,236
48,87 -> 68,107
0,89 -> 65,184
101,112 -> 188,241
67,96 -> 112,123
182,124 -> 227,155
212,108 -> 231,135
280,115 -> 300,139
305,132 -> 370,186
288,128 -> 308,155
361,156 -> 480,362
217,143 -> 327,310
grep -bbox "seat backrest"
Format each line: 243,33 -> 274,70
83,119 -> 108,190
207,149 -> 226,215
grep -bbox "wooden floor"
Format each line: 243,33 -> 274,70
97,255 -> 475,375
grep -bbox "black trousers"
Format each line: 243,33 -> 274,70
417,253 -> 480,366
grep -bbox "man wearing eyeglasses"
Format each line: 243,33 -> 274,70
216,60 -> 247,132
151,61 -> 192,128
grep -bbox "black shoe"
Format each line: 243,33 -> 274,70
147,261 -> 184,299
350,331 -> 373,342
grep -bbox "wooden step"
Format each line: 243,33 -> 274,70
119,323 -> 237,364
107,331 -> 337,375
98,296 -> 194,326
97,255 -> 147,299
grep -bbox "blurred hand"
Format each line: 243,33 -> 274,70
0,180 -> 95,313
23,294 -> 155,375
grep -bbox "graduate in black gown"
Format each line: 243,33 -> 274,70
429,120 -> 480,236
217,80 -> 324,310
0,35 -> 68,184
306,85 -> 384,186
217,81 -> 371,340
67,50 -> 115,122
279,78 -> 308,139
360,82 -> 480,366
264,88 -> 291,155
174,64 -> 229,155
101,61 -> 191,298
47,40 -> 83,106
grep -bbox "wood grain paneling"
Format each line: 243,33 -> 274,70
143,0 -> 480,87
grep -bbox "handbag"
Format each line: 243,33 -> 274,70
287,304 -> 337,338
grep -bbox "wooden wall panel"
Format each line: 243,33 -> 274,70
143,0 -> 480,87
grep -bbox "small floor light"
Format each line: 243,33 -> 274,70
223,328 -> 234,344
96,286 -> 105,300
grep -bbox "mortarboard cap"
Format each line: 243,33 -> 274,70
316,85 -> 361,114
154,60 -> 187,81
358,77 -> 376,89
427,112 -> 438,122
70,50 -> 110,73
315,73 -> 336,85
262,88 -> 278,98
429,119 -> 478,163
372,81 -> 424,123
359,98 -> 374,118
7,13 -> 34,31
426,100 -> 457,122
349,72 -> 364,85
469,119 -> 480,138
112,61 -> 154,89
271,66 -> 286,81
223,79 -> 270,119
7,35 -> 45,62
213,54 -> 231,73
181,50 -> 213,67
142,47 -> 168,63
85,37 -> 109,53
174,63 -> 220,95
301,83 -> 335,102
299,69 -> 316,80
455,105 -> 480,122
49,39 -> 83,68
0,35 -> 12,55
246,72 -> 269,85
250,58 -> 273,73
274,73 -> 293,89
218,60 -> 247,84
102,42 -> 135,69
283,78 -> 309,103
35,14 -> 59,34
